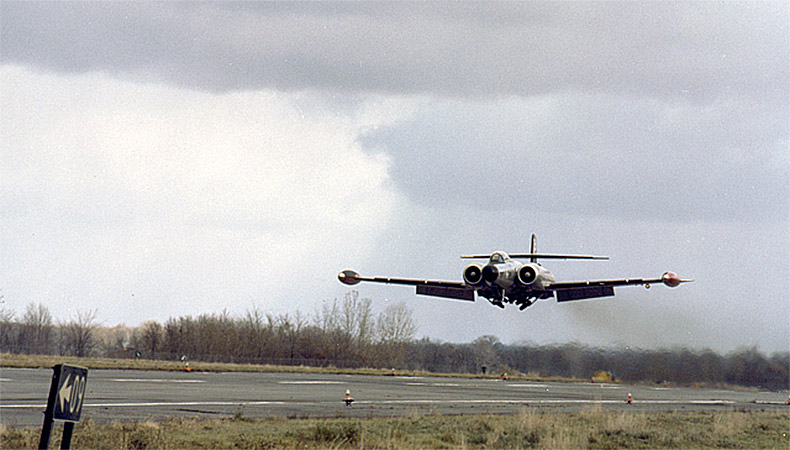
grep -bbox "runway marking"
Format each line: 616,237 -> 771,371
278,381 -> 343,385
405,382 -> 427,386
432,383 -> 460,387
508,384 -> 548,388
355,399 -> 738,406
111,379 -> 205,383
90,401 -> 287,407
1,401 -> 286,409
688,400 -> 736,405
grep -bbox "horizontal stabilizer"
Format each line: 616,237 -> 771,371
461,253 -> 607,260
556,286 -> 615,302
510,253 -> 609,260
416,285 -> 475,301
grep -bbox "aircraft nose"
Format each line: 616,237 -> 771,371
482,265 -> 499,283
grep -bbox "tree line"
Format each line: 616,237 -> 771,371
2,294 -> 787,390
1,292 -> 415,368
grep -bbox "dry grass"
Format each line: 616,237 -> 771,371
5,408 -> 787,449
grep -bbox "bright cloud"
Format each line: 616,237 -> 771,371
2,66 -> 406,324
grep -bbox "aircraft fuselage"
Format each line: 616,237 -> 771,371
463,252 -> 557,309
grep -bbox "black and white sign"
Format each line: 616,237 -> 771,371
51,364 -> 88,422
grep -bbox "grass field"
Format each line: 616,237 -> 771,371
0,353 -> 577,382
3,408 -> 788,449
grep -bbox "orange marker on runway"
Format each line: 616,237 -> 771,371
626,393 -> 633,404
343,389 -> 354,406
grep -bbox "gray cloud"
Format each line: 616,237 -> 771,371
3,2 -> 786,100
359,94 -> 788,222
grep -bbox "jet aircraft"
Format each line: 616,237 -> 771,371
338,234 -> 692,310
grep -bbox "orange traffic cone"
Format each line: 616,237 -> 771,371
184,362 -> 191,372
343,389 -> 354,406
501,373 -> 508,381
626,393 -> 633,404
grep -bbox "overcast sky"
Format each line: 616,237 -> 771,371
2,2 -> 787,353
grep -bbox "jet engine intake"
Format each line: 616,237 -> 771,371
463,264 -> 485,286
482,265 -> 499,283
517,264 -> 539,286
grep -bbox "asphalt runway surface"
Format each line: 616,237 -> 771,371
2,367 -> 787,426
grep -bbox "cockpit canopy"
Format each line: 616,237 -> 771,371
489,252 -> 509,264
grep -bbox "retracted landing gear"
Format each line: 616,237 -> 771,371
517,299 -> 534,310
485,290 -> 541,310
487,289 -> 507,308
489,298 -> 505,308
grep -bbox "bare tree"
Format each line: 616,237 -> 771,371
164,316 -> 196,358
377,302 -> 416,344
349,292 -> 375,349
337,291 -> 375,358
314,298 -> 339,335
140,321 -> 164,357
0,303 -> 17,353
340,291 -> 359,345
471,335 -> 501,372
240,305 -> 273,361
278,311 -> 307,362
21,303 -> 54,354
314,297 -> 342,359
356,298 -> 374,344
60,310 -> 98,357
375,302 -> 416,368
100,326 -> 133,358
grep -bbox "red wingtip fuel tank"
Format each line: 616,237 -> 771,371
338,270 -> 361,285
661,271 -> 692,287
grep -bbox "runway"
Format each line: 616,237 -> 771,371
2,367 -> 786,426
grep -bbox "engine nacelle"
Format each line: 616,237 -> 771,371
463,264 -> 484,286
517,264 -> 539,286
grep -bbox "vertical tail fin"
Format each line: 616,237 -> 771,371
530,234 -> 537,263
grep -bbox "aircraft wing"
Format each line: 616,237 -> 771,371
548,272 -> 692,302
338,270 -> 475,301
